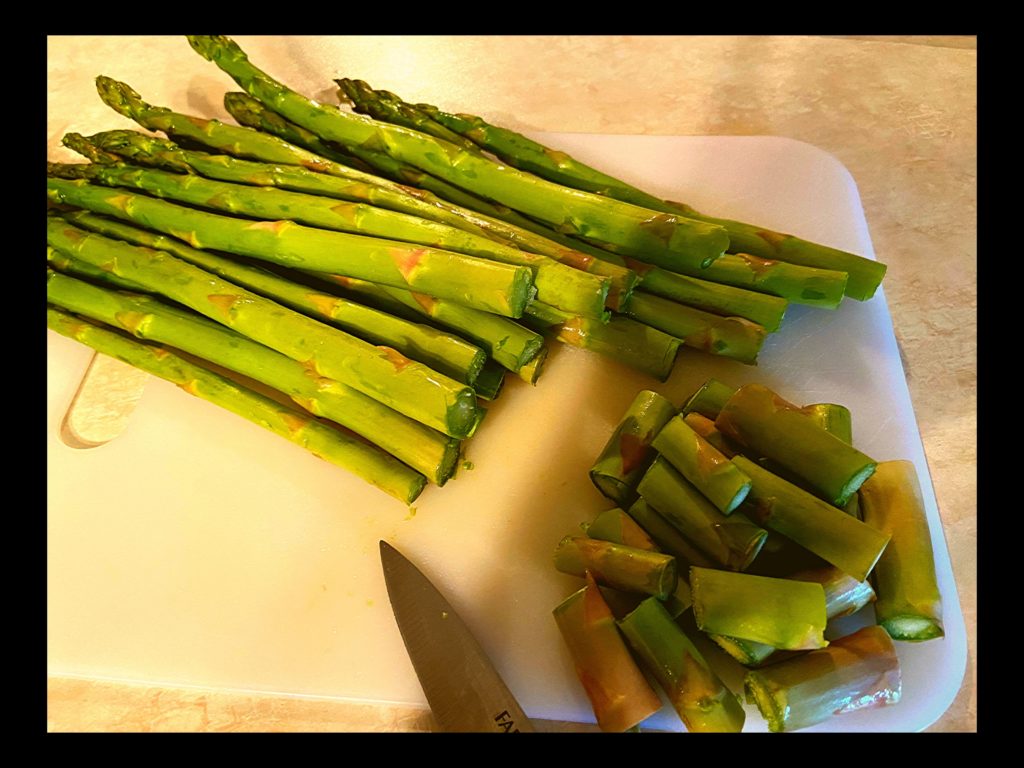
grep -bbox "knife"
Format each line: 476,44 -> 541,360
379,540 -> 535,733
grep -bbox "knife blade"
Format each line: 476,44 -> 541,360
379,540 -> 535,733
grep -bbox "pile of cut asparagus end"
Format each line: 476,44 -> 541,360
47,35 -> 887,504
553,379 -> 943,733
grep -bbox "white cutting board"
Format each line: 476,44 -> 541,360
46,129 -> 967,732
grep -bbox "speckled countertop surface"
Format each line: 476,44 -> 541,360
46,34 -> 977,733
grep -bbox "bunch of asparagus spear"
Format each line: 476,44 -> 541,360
552,379 -> 944,732
47,35 -> 887,504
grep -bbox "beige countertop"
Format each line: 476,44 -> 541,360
46,34 -> 977,733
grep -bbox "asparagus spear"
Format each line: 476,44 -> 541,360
57,209 -> 487,387
336,78 -> 484,154
626,265 -> 787,331
625,499 -> 715,569
621,291 -> 767,365
857,460 -> 944,641
553,536 -> 677,600
682,412 -> 740,458
630,252 -> 848,309
708,565 -> 876,667
46,218 -> 482,439
522,303 -> 680,381
681,378 -> 737,419
636,457 -> 767,571
367,83 -> 885,301
716,383 -> 877,507
651,415 -> 752,514
47,169 -> 535,320
617,597 -> 745,732
583,507 -> 659,552
552,574 -> 664,732
46,269 -> 460,486
62,140 -> 610,320
583,507 -> 693,613
743,625 -> 902,732
221,90 -> 641,308
690,567 -> 829,651
186,35 -> 731,272
321,274 -> 543,374
47,306 -> 426,504
588,390 -> 677,508
733,455 -> 890,583
471,360 -> 506,400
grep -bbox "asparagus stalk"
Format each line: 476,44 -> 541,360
522,303 -> 680,382
743,625 -> 902,732
368,83 -> 885,301
515,345 -> 548,385
627,265 -> 787,331
857,460 -> 944,641
682,412 -> 740,458
800,402 -> 854,445
221,90 -> 641,308
716,383 -> 877,506
681,378 -> 737,419
636,456 -> 767,571
471,360 -> 506,400
583,507 -> 659,552
621,291 -> 767,365
617,597 -> 745,732
46,242 -> 147,293
321,274 -> 543,374
583,507 -> 694,613
46,306 -> 426,504
46,218 -> 482,439
47,169 -> 535,320
552,574 -> 664,732
553,536 -> 677,600
337,78 -> 484,154
588,390 -> 677,507
625,499 -> 715,569
46,269 -> 460,486
186,35 -> 731,272
651,415 -> 752,514
690,567 -> 829,651
631,252 -> 848,309
63,141 -> 610,320
733,455 -> 890,583
57,209 -> 487,387
708,565 -> 876,666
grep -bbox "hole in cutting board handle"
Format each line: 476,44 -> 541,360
60,352 -> 149,449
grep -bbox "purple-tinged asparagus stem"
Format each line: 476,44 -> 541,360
743,625 -> 901,732
618,597 -> 745,732
552,573 -> 664,732
553,536 -> 677,600
584,507 -> 693,613
588,390 -> 677,508
683,412 -> 740,458
583,507 -> 659,552
857,461 -> 944,641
